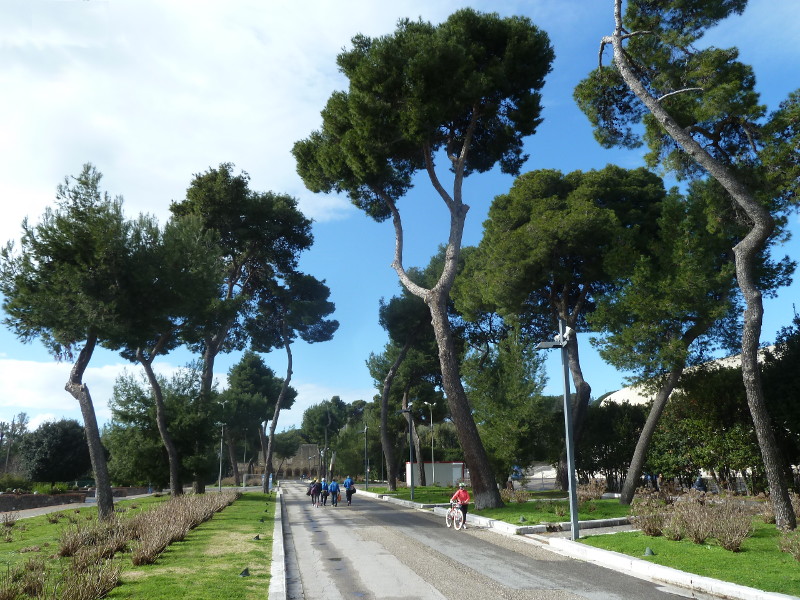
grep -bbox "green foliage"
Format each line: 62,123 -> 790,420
104,368 -> 218,487
462,328 -> 548,482
294,9 -> 554,215
762,315 -> 800,469
17,420 -> 91,485
576,401 -> 648,487
0,163 -> 131,358
646,365 -> 763,488
457,166 -> 666,335
589,179 -> 741,379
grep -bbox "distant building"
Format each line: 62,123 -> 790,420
601,346 -> 775,406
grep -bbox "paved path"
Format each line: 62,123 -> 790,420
281,481 -> 691,600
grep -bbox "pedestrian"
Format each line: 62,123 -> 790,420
321,478 -> 329,506
450,482 -> 470,529
328,478 -> 341,507
343,474 -> 354,505
310,479 -> 322,507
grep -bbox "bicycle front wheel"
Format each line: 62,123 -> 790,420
454,510 -> 464,530
445,509 -> 454,528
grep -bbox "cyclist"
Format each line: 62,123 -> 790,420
450,482 -> 470,529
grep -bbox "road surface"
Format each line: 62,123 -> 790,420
281,482 -> 696,600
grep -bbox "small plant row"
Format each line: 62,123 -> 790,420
499,478 -> 607,506
0,490 -> 241,600
631,487 -> 800,555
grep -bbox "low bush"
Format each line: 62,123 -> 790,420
712,500 -> 753,552
630,488 -> 667,536
673,489 -> 714,544
499,488 -> 531,503
779,529 -> 800,561
577,479 -> 606,503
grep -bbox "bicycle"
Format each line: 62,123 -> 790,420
445,501 -> 465,530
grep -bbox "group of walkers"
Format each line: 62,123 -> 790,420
306,475 -> 356,507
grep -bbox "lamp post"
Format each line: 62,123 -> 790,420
535,317 -> 580,540
423,401 -> 434,486
400,404 -> 414,500
308,455 -> 315,479
363,425 -> 369,491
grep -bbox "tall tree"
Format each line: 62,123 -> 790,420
0,164 -> 130,520
114,213 -> 223,496
591,179 -> 748,503
456,165 -> 665,488
575,0 -> 798,528
170,163 -> 313,492
294,9 -> 554,508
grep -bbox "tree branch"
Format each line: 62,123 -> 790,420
656,87 -> 703,103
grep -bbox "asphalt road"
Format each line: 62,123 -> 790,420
281,482 -> 693,600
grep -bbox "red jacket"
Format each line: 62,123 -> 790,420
451,488 -> 470,505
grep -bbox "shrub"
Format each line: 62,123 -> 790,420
0,512 -> 18,529
500,488 -> 531,503
762,498 -> 776,524
577,479 -> 606,502
673,489 -> 714,544
59,559 -> 121,600
779,529 -> 800,561
712,500 -> 753,552
630,488 -> 667,537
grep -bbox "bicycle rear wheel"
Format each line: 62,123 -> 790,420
445,509 -> 454,528
454,510 -> 464,530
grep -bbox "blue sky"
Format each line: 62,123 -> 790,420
1,0 -> 798,432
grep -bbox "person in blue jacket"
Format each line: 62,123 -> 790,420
343,474 -> 355,505
328,478 -> 341,507
320,478 -> 329,506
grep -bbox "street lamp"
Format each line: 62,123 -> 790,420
535,318 -> 580,541
363,425 -> 369,491
400,404 -> 414,500
423,401 -> 434,487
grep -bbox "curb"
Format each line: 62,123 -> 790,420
268,488 -> 286,600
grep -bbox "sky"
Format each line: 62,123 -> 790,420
1,0 -> 798,434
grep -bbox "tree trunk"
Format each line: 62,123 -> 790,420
264,333 -> 293,493
606,0 -> 795,529
380,341 -> 410,492
619,366 -> 683,504
556,336 -> 592,490
258,422 -> 269,490
225,429 -> 240,487
64,333 -> 114,520
137,347 -> 183,497
411,416 -> 426,487
429,295 -> 502,508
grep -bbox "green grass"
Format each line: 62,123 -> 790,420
0,496 -> 169,568
108,492 -> 275,600
474,498 -> 629,524
0,492 -> 275,600
580,520 -> 800,596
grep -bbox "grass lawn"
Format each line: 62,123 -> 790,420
0,495 -> 169,568
365,486 -> 626,524
580,520 -> 800,596
108,492 -> 276,600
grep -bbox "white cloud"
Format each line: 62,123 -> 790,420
275,380 -> 377,432
0,358 -> 191,430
